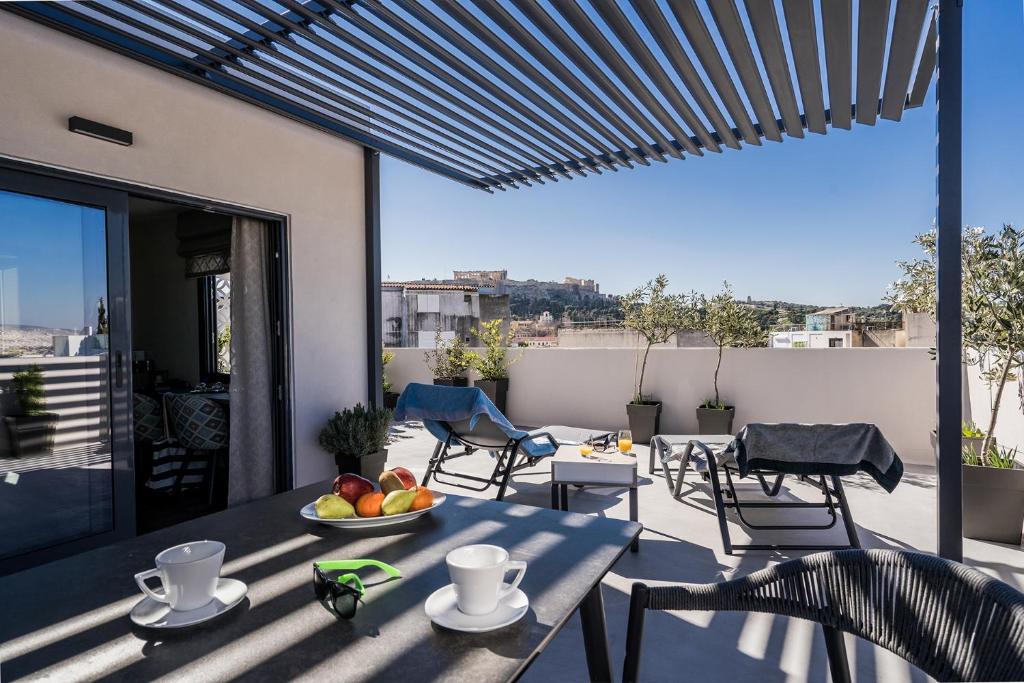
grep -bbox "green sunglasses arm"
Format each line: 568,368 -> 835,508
315,559 -> 402,578
336,573 -> 366,594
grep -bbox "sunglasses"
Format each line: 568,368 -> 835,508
313,559 -> 401,619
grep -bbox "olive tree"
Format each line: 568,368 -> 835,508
620,274 -> 693,403
692,282 -> 767,408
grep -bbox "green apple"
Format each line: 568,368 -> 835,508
315,494 -> 355,519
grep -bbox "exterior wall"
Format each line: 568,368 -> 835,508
387,347 -> 938,465
905,312 -> 937,348
557,329 -> 714,348
0,14 -> 367,486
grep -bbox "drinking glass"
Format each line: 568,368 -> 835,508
579,437 -> 594,457
618,430 -> 633,454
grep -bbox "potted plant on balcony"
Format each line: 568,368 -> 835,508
319,403 -> 393,480
471,319 -> 519,413
425,330 -> 475,387
382,349 -> 400,409
2,364 -> 59,458
693,282 -> 766,435
621,274 -> 693,444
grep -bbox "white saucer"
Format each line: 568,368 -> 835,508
130,578 -> 248,629
424,583 -> 529,633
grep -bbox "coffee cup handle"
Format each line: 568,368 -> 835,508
134,568 -> 170,603
498,560 -> 527,601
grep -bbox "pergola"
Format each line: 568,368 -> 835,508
5,0 -> 965,559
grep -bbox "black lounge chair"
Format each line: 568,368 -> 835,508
623,549 -> 1024,682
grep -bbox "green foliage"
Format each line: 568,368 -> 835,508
962,421 -> 985,439
692,282 -> 767,407
216,325 -> 231,374
382,350 -> 394,394
700,399 -> 728,410
964,444 -> 1017,469
471,319 -> 519,381
12,365 -> 47,416
319,403 -> 393,458
620,274 -> 694,402
424,330 -> 476,380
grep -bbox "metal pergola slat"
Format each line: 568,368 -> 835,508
3,0 -> 937,190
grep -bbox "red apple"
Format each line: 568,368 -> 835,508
332,473 -> 375,505
391,466 -> 417,490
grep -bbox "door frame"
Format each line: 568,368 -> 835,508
0,166 -> 134,575
0,157 -> 294,570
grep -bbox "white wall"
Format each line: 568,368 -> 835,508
966,359 -> 1024,456
0,13 -> 367,486
386,347 -> 939,465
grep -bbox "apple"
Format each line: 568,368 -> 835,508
332,473 -> 375,505
391,466 -> 417,490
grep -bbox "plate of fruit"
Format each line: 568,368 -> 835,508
301,467 -> 445,528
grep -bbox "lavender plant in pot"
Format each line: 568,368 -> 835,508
318,403 -> 393,480
692,282 -> 766,435
621,275 -> 693,444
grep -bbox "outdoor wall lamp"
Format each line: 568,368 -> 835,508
68,116 -> 133,146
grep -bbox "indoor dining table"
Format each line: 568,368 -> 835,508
0,481 -> 640,682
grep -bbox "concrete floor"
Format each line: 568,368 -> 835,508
386,422 -> 1024,683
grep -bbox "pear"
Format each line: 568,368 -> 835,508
381,489 -> 418,516
315,494 -> 355,519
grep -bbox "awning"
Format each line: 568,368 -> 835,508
5,0 -> 937,192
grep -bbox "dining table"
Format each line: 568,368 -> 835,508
0,481 -> 641,682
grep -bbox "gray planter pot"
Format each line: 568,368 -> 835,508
696,406 -> 735,435
336,449 -> 388,481
3,413 -> 59,458
963,464 -> 1024,545
476,378 -> 509,414
383,392 -> 400,410
433,377 -> 469,387
626,402 -> 661,445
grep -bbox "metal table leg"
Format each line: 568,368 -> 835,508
629,486 -> 639,553
551,483 -> 560,510
579,583 -> 613,683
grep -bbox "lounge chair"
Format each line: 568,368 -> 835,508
623,549 -> 1024,682
395,383 -> 610,501
674,423 -> 902,554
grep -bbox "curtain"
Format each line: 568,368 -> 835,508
228,216 -> 275,505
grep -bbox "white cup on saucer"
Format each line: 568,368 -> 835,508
446,544 -> 527,616
134,540 -> 225,612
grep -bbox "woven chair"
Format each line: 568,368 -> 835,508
165,394 -> 229,505
623,549 -> 1024,683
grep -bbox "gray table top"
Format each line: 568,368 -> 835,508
0,482 -> 640,682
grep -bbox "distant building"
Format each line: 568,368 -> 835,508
538,311 -> 554,325
563,276 -> 599,293
806,307 -> 855,331
453,270 -> 506,286
381,282 -> 510,348
770,330 -> 856,348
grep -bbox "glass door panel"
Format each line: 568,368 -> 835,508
0,180 -> 129,566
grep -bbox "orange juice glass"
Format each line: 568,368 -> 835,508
617,430 -> 633,453
579,443 -> 594,456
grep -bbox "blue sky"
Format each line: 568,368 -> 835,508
381,1 -> 1024,306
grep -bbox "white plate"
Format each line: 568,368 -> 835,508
130,578 -> 247,629
424,583 -> 529,633
300,492 -> 446,528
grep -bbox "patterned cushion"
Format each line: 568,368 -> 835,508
169,395 -> 228,450
133,393 -> 164,443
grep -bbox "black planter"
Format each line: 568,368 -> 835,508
335,449 -> 388,481
383,392 -> 400,410
963,464 -> 1024,545
476,378 -> 509,413
433,377 -> 469,387
696,406 -> 735,435
2,413 -> 58,458
626,402 -> 661,445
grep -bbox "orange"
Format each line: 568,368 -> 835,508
355,491 -> 385,517
409,486 -> 434,512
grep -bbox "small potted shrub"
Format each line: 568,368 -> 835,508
962,444 -> 1024,544
621,275 -> 693,444
3,365 -> 59,458
425,330 -> 475,387
382,350 -> 400,409
693,282 -> 765,434
319,403 -> 393,480
472,319 -> 519,413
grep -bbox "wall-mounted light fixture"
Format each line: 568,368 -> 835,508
68,116 -> 133,146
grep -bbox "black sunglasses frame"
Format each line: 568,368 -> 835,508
313,566 -> 361,619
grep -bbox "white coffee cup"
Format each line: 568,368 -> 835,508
446,544 -> 527,616
134,540 -> 225,612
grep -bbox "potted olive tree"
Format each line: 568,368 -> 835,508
3,365 -> 59,458
472,319 -> 518,413
425,330 -> 475,387
319,403 -> 393,479
693,282 -> 766,434
621,274 -> 693,444
382,349 -> 400,409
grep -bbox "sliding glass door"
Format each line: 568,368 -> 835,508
0,169 -> 132,574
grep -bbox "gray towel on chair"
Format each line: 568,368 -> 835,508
728,423 -> 903,492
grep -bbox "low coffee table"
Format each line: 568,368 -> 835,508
550,445 -> 640,552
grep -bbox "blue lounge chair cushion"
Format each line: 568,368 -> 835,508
394,383 -> 556,458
